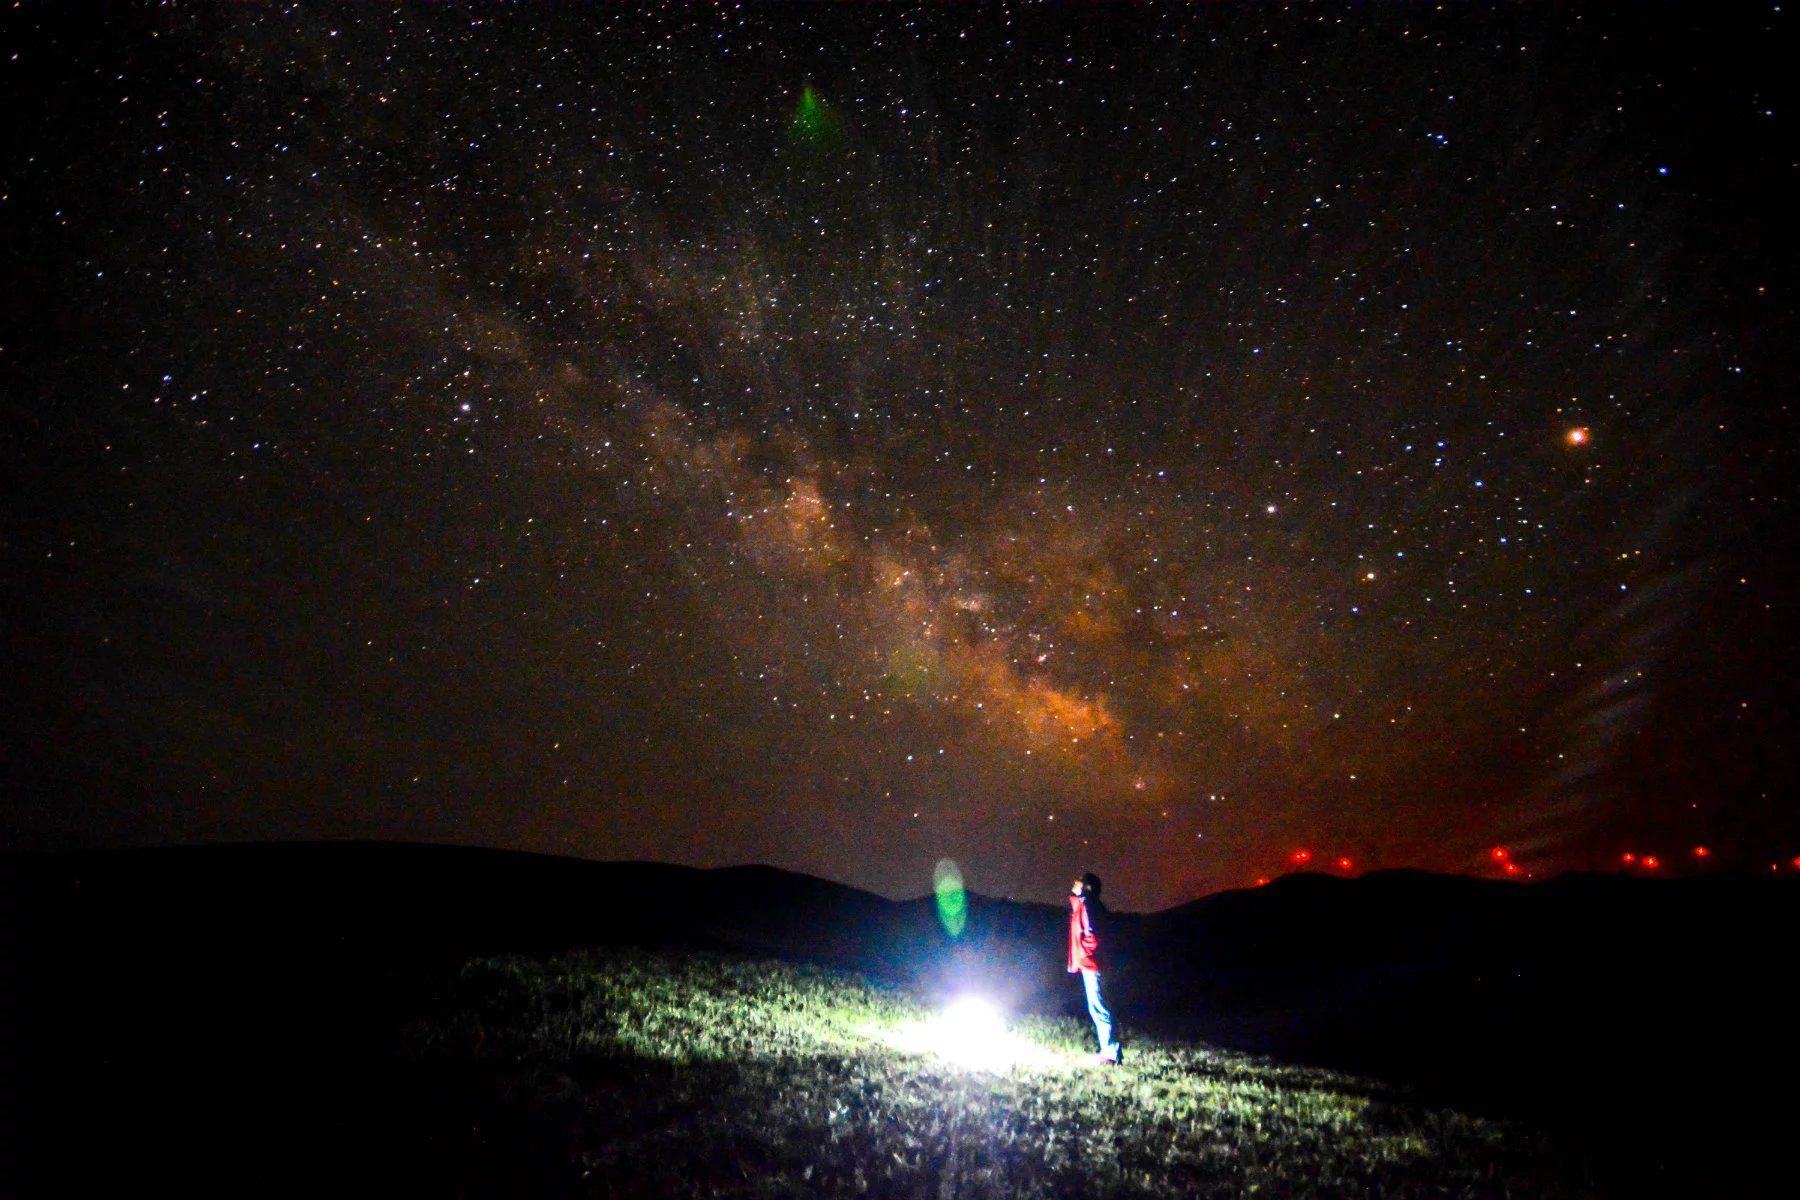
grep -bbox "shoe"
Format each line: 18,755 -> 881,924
1096,1052 -> 1120,1066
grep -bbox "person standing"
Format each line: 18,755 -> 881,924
1068,872 -> 1120,1064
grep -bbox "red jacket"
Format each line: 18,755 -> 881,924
1068,893 -> 1101,972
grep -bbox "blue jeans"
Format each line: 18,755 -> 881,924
1080,969 -> 1119,1059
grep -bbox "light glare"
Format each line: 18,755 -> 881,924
935,997 -> 1008,1068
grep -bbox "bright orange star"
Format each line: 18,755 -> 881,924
1565,426 -> 1590,446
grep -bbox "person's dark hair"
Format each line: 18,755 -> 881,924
1080,872 -> 1103,900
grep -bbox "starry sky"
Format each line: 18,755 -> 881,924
4,2 -> 1795,909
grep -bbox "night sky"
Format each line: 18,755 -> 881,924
5,3 -> 1795,909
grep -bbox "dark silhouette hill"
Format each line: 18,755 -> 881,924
5,842 -> 1795,1192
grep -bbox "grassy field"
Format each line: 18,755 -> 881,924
397,948 -> 1597,1197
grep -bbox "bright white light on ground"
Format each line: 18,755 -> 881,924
936,996 -> 1007,1067
872,995 -> 1065,1072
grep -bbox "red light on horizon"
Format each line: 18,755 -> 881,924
1290,849 -> 1312,865
1642,856 -> 1662,870
1490,846 -> 1510,862
1336,856 -> 1354,871
1693,846 -> 1710,859
1792,856 -> 1800,870
1622,853 -> 1637,865
1255,876 -> 1270,887
1502,862 -> 1522,876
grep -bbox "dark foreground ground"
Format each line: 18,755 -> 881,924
4,843 -> 1794,1194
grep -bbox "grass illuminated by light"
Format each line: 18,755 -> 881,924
401,948 -> 1589,1197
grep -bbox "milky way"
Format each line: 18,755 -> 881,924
5,3 -> 1794,907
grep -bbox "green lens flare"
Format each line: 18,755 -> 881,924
933,858 -> 967,939
884,642 -> 938,697
789,84 -> 841,145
